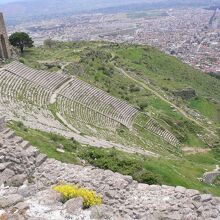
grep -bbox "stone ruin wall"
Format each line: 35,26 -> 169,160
0,116 -> 5,131
203,171 -> 220,184
0,13 -> 11,60
1,121 -> 220,219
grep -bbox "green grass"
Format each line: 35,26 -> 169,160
213,175 -> 220,186
10,41 -> 220,195
20,42 -> 220,150
8,121 -> 220,196
188,97 -> 220,125
115,46 -> 220,101
22,42 -> 220,102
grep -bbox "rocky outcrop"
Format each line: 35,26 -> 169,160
1,118 -> 220,219
0,116 -> 5,131
203,166 -> 220,184
173,88 -> 196,100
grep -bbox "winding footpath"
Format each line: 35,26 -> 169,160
115,66 -> 217,137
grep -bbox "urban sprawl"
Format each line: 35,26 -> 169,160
9,8 -> 220,73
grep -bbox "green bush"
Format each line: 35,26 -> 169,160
79,148 -> 161,185
138,102 -> 148,111
16,121 -> 28,132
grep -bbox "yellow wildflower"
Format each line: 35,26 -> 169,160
52,184 -> 102,208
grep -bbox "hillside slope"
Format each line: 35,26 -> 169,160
21,42 -> 220,139
1,118 -> 220,219
1,41 -> 220,195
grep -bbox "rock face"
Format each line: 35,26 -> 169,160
1,118 -> 220,219
203,166 -> 220,184
173,88 -> 196,100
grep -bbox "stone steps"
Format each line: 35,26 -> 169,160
0,120 -> 47,171
145,118 -> 179,146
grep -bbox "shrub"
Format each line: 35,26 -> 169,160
16,121 -> 28,132
79,148 -> 162,185
49,133 -> 62,142
130,84 -> 141,92
19,58 -> 25,63
53,184 -> 102,208
134,171 -> 162,185
17,121 -> 24,128
138,102 -> 148,111
44,38 -> 57,48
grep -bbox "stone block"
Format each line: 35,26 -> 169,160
0,168 -> 15,185
200,194 -> 212,202
0,194 -> 23,208
36,154 -> 47,167
64,197 -> 83,214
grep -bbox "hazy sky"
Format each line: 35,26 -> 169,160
0,0 -> 33,4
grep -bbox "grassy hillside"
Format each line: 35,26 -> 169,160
8,41 -> 220,195
20,41 -> 220,146
9,120 -> 220,196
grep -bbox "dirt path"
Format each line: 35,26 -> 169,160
115,66 -> 216,136
182,147 -> 211,155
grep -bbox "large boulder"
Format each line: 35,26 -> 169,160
36,189 -> 62,206
90,204 -> 114,219
64,197 -> 84,214
0,194 -> 24,208
0,168 -> 15,185
6,174 -> 27,187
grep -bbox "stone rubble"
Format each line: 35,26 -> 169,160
203,165 -> 220,184
1,120 -> 220,219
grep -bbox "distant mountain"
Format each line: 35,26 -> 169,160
206,5 -> 220,10
0,0 -> 154,17
1,0 -> 220,25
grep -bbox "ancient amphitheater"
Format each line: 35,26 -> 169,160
0,117 -> 220,219
0,61 -> 179,154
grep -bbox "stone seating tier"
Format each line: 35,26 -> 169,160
0,62 -> 179,144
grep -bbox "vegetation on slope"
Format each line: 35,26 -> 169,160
9,121 -> 220,196
20,41 -> 220,149
10,41 -> 220,195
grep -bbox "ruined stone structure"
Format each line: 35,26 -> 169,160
1,119 -> 220,219
0,13 -> 11,60
203,165 -> 220,184
0,61 -> 179,148
0,116 -> 5,131
173,88 -> 196,100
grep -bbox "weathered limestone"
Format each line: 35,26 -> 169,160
0,116 -> 5,131
203,165 -> 220,184
0,13 -> 11,60
1,123 -> 220,219
64,197 -> 84,214
0,194 -> 24,208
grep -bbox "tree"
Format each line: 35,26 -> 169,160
9,32 -> 33,53
44,38 -> 56,49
